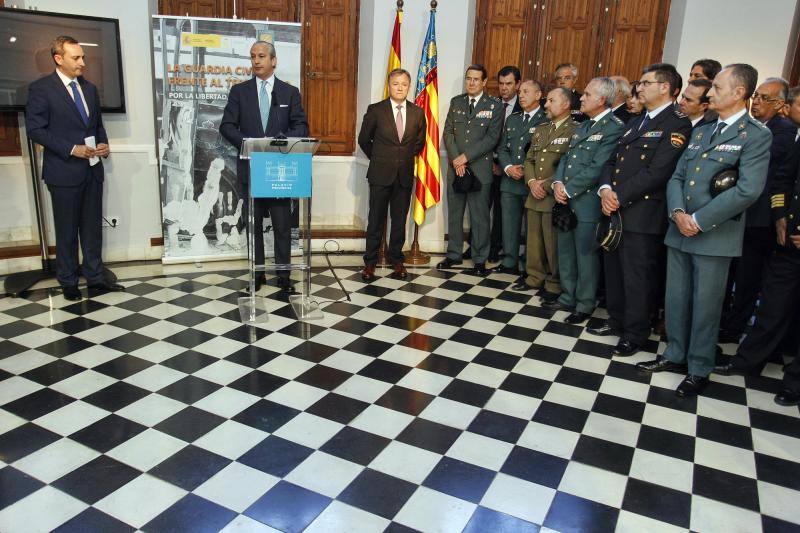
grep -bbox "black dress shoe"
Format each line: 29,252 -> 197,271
487,251 -> 501,263
540,291 -> 560,304
494,265 -> 519,275
512,281 -> 536,291
463,263 -> 490,277
565,312 -> 590,324
87,282 -> 125,293
713,361 -> 750,376
437,257 -> 462,269
535,288 -> 545,297
775,388 -> 800,406
612,339 -> 640,357
636,355 -> 688,374
63,285 -> 82,301
676,374 -> 709,397
587,321 -> 619,336
541,299 -> 571,312
254,273 -> 266,291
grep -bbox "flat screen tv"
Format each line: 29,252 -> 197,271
0,7 -> 125,112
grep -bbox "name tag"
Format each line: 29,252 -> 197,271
477,110 -> 492,119
552,137 -> 569,145
715,144 -> 742,152
642,131 -> 663,138
687,144 -> 700,150
587,134 -> 603,141
279,104 -> 288,108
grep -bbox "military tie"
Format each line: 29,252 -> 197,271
711,121 -> 726,141
469,98 -> 476,114
395,104 -> 404,141
260,79 -> 270,133
522,114 -> 530,128
638,113 -> 650,131
69,81 -> 89,126
502,102 -> 510,129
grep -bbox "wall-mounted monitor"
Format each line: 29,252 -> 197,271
0,7 -> 125,112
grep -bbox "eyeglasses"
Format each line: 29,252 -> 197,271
635,80 -> 665,88
751,93 -> 783,104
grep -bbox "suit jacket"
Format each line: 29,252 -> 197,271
665,112 -> 772,257
524,118 -> 579,212
220,76 -> 309,183
554,111 -> 626,222
497,107 -> 549,195
443,93 -> 503,184
613,104 -> 633,126
746,115 -> 795,227
692,113 -> 716,130
771,137 -> 800,247
570,90 -> 588,123
25,72 -> 107,187
358,99 -> 426,187
600,107 -> 692,234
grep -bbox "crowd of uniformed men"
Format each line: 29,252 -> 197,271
432,59 -> 800,404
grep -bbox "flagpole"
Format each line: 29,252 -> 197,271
377,0 -> 405,268
404,0 -> 438,266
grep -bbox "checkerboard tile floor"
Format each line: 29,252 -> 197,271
1,263 -> 799,533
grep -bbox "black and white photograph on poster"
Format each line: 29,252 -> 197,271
152,15 -> 302,263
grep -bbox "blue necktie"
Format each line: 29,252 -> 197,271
638,113 -> 650,131
69,81 -> 89,126
260,80 -> 270,133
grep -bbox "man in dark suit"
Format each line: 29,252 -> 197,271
689,59 -> 722,82
357,68 -> 426,281
26,36 -> 122,301
720,77 -> 796,343
220,40 -> 308,293
590,63 -> 691,356
553,63 -> 587,123
610,76 -> 633,125
679,78 -> 714,129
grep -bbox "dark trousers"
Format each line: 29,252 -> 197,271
48,174 -> 104,287
489,173 -> 502,254
604,231 -> 662,345
247,196 -> 291,279
722,226 -> 774,336
733,248 -> 800,379
364,180 -> 412,264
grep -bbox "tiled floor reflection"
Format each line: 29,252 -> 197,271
0,261 -> 798,533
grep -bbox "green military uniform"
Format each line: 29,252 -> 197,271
553,110 -> 625,314
522,116 -> 579,292
496,106 -> 549,269
664,111 -> 772,377
443,93 -> 504,264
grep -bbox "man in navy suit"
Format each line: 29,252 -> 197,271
26,35 -> 122,301
357,68 -> 426,282
220,40 -> 309,293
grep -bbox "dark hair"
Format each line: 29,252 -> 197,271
552,86 -> 573,102
725,63 -> 759,100
466,64 -> 488,80
51,35 -> 79,60
692,58 -> 722,80
787,85 -> 800,106
497,65 -> 521,82
643,63 -> 682,96
688,78 -> 712,103
388,68 -> 412,83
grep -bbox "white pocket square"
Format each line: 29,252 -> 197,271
279,104 -> 289,107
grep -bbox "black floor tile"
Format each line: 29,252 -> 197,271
422,456 -> 495,503
637,425 -> 695,462
532,401 -> 588,433
224,345 -> 280,368
396,418 -> 461,454
83,381 -> 150,412
543,491 -> 619,533
92,355 -> 154,380
473,349 -> 520,371
755,452 -> 800,492
0,423 -> 61,463
162,350 -> 218,374
320,426 -> 391,465
52,455 -> 141,504
145,494 -> 237,533
375,386 -> 435,416
101,332 -> 157,353
692,464 -> 760,512
306,393 -> 369,424
35,336 -> 96,358
49,317 -> 104,336
154,406 -> 226,442
21,360 -> 86,386
238,436 -> 314,477
500,446 -> 568,489
161,328 -> 217,349
467,410 -> 527,443
499,373 -> 552,399
338,468 -> 416,519
232,399 -> 300,433
2,388 -> 75,420
439,379 -> 494,408
416,354 -> 468,377
245,481 -> 330,533
554,367 -> 604,391
571,435 -> 635,476
591,393 -> 646,424
358,359 -> 413,384
149,445 -> 230,490
295,364 -> 352,390
621,477 -> 691,528
287,341 -> 339,363
0,466 -> 45,509
53,508 -> 135,533
463,506 -> 541,533
227,370 -> 288,397
157,375 -> 222,404
398,332 -> 444,353
696,416 -> 753,450
70,414 -> 147,453
343,336 -> 393,357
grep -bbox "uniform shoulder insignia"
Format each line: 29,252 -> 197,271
489,95 -> 502,102
673,109 -> 687,119
610,115 -> 624,125
509,110 -> 523,116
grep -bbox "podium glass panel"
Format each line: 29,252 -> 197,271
237,137 -> 320,323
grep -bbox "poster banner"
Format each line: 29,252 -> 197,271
151,15 -> 302,263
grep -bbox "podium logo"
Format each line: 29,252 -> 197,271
264,160 -> 299,191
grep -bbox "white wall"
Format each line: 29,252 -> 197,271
663,0 -> 798,81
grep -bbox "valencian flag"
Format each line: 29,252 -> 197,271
412,9 -> 440,226
383,8 -> 402,99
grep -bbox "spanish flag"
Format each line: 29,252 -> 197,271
383,8 -> 402,99
412,9 -> 440,226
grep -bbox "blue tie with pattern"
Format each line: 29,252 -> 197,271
260,80 -> 270,133
69,81 -> 89,126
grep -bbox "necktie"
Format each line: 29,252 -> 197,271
711,121 -> 725,140
522,114 -> 530,128
395,105 -> 404,141
469,98 -> 476,114
69,81 -> 89,126
638,113 -> 650,131
260,80 -> 270,133
588,119 -> 596,130
502,102 -> 509,129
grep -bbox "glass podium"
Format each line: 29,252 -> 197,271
237,137 -> 320,323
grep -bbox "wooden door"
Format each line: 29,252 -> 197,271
158,0 -> 227,18
0,113 -> 20,157
302,0 -> 358,154
598,0 -> 671,81
236,0 -> 300,22
472,0 -> 535,93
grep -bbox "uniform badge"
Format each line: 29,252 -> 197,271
588,134 -> 604,141
642,131 -> 663,138
670,132 -> 686,148
529,128 -> 535,134
739,131 -> 747,139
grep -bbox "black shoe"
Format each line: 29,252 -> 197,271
463,263 -> 490,277
636,355 -> 688,374
512,281 -> 536,291
535,288 -> 546,297
540,291 -> 560,304
565,312 -> 590,324
488,250 -> 501,263
276,276 -> 293,289
254,273 -> 266,292
587,321 -> 619,336
775,388 -> 800,406
437,258 -> 462,269
717,331 -> 741,344
87,281 -> 125,293
63,285 -> 82,301
541,299 -> 571,312
494,265 -> 519,275
463,247 -> 472,260
612,339 -> 640,357
713,361 -> 749,377
676,374 -> 709,397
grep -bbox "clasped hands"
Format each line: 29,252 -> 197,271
776,217 -> 800,249
452,153 -> 468,177
73,143 -> 110,159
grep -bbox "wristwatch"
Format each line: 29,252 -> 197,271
671,208 -> 686,219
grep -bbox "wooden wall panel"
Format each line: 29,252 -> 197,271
0,113 -> 20,157
159,0 -> 227,18
238,0 -> 300,22
472,0 -> 534,92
